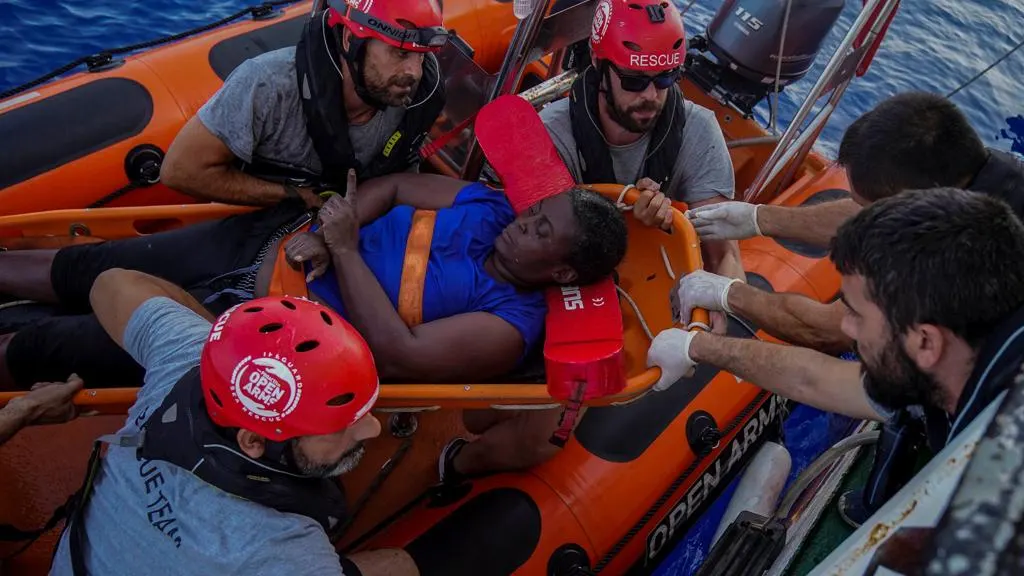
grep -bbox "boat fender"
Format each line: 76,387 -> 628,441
289,10 -> 447,188
568,65 -> 686,190
711,440 -> 792,546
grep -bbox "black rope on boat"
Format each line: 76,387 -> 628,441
946,36 -> 1024,99
334,437 -> 414,541
0,1 -> 303,101
591,390 -> 773,573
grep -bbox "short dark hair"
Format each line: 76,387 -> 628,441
830,187 -> 1024,347
565,188 -> 628,285
837,92 -> 988,202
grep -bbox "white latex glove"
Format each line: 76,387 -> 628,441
686,201 -> 762,241
647,328 -> 698,391
675,270 -> 743,323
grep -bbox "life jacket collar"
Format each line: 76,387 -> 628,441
136,367 -> 349,539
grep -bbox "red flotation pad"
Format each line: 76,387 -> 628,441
475,95 -> 626,404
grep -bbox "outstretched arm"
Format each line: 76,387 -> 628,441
687,198 -> 861,249
0,374 -> 84,446
727,283 -> 852,354
688,332 -> 881,421
676,270 -> 852,354
353,173 -> 472,226
648,328 -> 881,421
757,199 -> 862,248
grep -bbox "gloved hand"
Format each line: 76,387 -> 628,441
676,270 -> 743,323
686,201 -> 762,240
647,328 -> 698,391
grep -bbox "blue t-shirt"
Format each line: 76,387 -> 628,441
306,182 -> 547,356
50,298 -> 350,576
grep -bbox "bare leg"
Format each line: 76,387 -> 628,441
0,250 -> 59,303
348,549 -> 420,576
453,408 -> 567,476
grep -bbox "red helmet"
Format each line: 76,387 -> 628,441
590,0 -> 687,73
328,0 -> 448,53
200,296 -> 379,442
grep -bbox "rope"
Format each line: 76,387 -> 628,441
769,0 -> 794,135
946,36 -> 1024,99
0,1 -> 303,101
616,285 -> 653,341
678,0 -> 700,17
335,437 -> 412,539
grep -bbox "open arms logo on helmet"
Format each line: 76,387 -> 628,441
592,0 -> 613,44
231,354 -> 303,422
200,296 -> 381,441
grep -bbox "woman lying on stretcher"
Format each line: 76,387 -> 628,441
0,170 -> 628,392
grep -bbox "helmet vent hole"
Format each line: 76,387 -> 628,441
320,311 -> 334,326
628,3 -> 643,9
673,38 -> 683,50
327,393 -> 355,407
296,340 -> 320,352
622,41 -> 642,53
259,322 -> 284,333
210,390 -> 224,408
244,306 -> 264,313
280,300 -> 297,310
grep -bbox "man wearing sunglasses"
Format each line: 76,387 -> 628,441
160,0 -> 448,209
540,0 -> 744,333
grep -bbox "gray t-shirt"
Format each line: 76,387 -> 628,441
50,298 -> 349,576
539,97 -> 735,204
197,46 -> 406,176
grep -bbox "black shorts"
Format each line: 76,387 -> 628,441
6,202 -> 310,389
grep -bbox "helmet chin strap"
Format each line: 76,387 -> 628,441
335,30 -> 389,111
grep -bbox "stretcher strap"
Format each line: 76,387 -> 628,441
397,210 -> 437,328
549,381 -> 587,449
268,223 -> 313,299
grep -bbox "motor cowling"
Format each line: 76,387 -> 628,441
706,0 -> 846,87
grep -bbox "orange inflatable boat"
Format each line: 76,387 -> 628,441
0,0 -> 867,573
0,0 -> 549,215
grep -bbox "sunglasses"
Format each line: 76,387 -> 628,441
611,65 -> 682,93
332,7 -> 450,50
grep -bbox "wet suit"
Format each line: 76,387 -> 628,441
5,183 -> 545,389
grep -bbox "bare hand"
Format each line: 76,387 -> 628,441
295,186 -> 324,209
10,374 -> 85,426
633,178 -> 673,230
710,310 -> 728,335
284,232 -> 331,282
319,169 -> 360,253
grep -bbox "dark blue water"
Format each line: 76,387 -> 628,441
2,0 -> 1021,155
1,1 -> 1021,575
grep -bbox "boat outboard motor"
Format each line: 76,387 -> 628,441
686,0 -> 846,117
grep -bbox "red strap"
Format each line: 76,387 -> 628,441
419,114 -> 477,160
